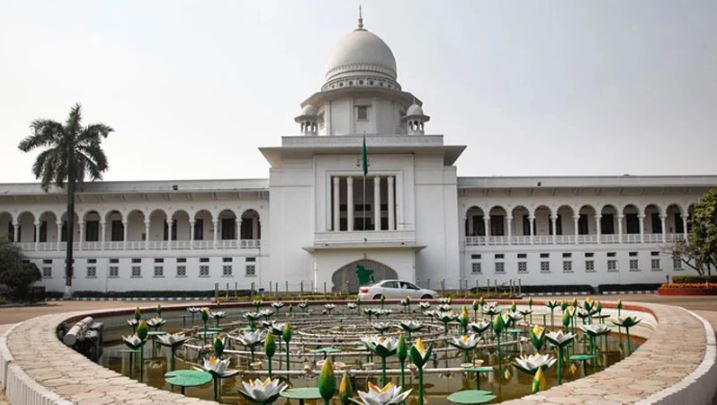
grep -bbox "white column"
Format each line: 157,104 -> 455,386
550,215 -> 558,244
347,176 -> 354,232
122,221 -> 128,244
236,218 -> 241,240
189,219 -> 195,246
529,215 -> 535,245
387,176 -> 395,231
99,221 -> 106,247
638,215 -> 645,243
78,221 -> 85,245
333,177 -> 340,231
467,214 -> 474,235
506,216 -> 513,245
483,216 -> 490,246
681,215 -> 689,242
573,215 -> 580,245
213,219 -> 218,247
618,215 -> 624,243
595,215 -> 602,244
12,222 -> 19,243
34,222 -> 40,248
166,219 -> 173,248
373,176 -> 381,231
144,221 -> 151,249
56,221 -> 62,249
660,215 -> 667,243
253,217 -> 259,239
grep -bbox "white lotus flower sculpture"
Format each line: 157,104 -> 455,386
239,377 -> 288,404
356,382 -> 412,405
146,317 -> 166,328
449,334 -> 480,350
157,332 -> 189,347
580,324 -> 610,337
324,303 -> 336,312
419,302 -> 431,310
347,302 -> 358,309
201,355 -> 238,378
372,322 -> 392,334
122,334 -> 144,350
513,353 -> 557,375
468,320 -> 491,335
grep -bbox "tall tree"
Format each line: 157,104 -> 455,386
670,188 -> 717,278
18,104 -> 112,298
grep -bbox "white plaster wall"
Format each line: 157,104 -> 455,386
314,249 -> 415,291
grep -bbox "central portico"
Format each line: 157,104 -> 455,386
261,15 -> 464,292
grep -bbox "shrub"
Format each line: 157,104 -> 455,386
597,283 -> 662,293
0,263 -> 41,300
660,282 -> 717,289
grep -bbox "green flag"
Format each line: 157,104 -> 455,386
361,135 -> 368,176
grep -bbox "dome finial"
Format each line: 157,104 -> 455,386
357,5 -> 364,30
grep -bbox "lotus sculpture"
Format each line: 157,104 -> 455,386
612,316 -> 641,355
354,382 -> 412,405
239,377 -> 288,404
362,335 -> 398,385
156,332 -> 189,370
545,331 -> 576,384
409,338 -> 432,405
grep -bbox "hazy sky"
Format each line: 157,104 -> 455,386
1,0 -> 716,183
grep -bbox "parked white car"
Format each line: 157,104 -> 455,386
358,280 -> 439,300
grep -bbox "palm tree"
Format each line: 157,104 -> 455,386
18,104 -> 113,298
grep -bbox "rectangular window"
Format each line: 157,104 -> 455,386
585,260 -> 595,272
494,254 -> 504,259
518,262 -> 527,273
132,258 -> 142,264
651,251 -> 660,256
200,257 -> 210,263
563,261 -> 572,273
357,105 -> 369,120
222,265 -> 233,276
490,215 -> 505,236
651,259 -> 661,271
86,267 -> 96,278
223,257 -> 233,263
585,252 -> 594,258
629,259 -> 639,271
87,258 -> 97,264
109,266 -> 119,278
109,258 -> 119,264
194,219 -> 204,240
176,265 -> 186,277
42,267 -> 52,278
540,253 -> 550,258
245,264 -> 256,276
221,218 -> 236,240
495,262 -> 505,273
626,214 -> 639,234
177,257 -> 187,263
673,259 -> 682,270
131,266 -> 141,278
154,258 -> 164,263
578,214 -> 589,235
199,265 -> 210,277
471,262 -> 482,274
471,254 -> 482,260
607,260 -> 618,272
517,253 -> 527,259
601,214 -> 615,234
42,259 -> 52,264
607,252 -> 616,258
629,251 -> 638,257
85,221 -> 99,242
111,220 -> 124,241
562,253 -> 571,258
246,257 -> 256,262
154,266 -> 164,277
540,261 -> 550,273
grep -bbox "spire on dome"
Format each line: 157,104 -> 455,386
357,5 -> 364,30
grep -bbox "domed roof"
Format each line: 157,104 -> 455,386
406,103 -> 424,116
301,104 -> 317,116
325,28 -> 397,83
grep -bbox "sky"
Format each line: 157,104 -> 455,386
1,0 -> 716,183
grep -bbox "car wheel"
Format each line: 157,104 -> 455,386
421,294 -> 433,299
374,294 -> 384,300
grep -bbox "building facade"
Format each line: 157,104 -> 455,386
1,18 -> 715,294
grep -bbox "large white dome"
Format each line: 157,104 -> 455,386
324,28 -> 397,84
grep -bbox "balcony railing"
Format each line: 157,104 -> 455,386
314,230 -> 416,246
14,239 -> 261,252
465,233 -> 685,246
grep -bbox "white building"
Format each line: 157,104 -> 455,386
1,17 -> 715,294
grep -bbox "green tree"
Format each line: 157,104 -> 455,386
18,104 -> 113,298
0,237 -> 41,300
670,189 -> 717,278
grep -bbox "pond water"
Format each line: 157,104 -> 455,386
96,305 -> 643,404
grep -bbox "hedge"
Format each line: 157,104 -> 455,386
597,283 -> 662,293
672,275 -> 717,283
